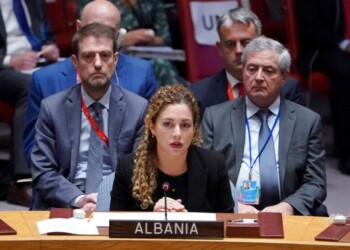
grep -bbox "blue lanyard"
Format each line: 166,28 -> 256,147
245,110 -> 280,180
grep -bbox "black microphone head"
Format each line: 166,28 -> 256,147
162,182 -> 170,191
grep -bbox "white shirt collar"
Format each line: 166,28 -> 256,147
245,96 -> 280,119
225,71 -> 241,88
81,85 -> 112,111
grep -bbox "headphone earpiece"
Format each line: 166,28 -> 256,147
116,28 -> 127,50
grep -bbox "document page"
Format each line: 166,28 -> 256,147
37,217 -> 99,235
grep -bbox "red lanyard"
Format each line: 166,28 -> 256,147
81,97 -> 109,147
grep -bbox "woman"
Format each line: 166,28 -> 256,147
110,84 -> 234,212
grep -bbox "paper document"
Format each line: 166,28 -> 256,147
122,46 -> 186,61
90,212 -> 216,227
36,218 -> 99,235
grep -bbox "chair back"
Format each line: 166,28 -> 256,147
46,0 -> 76,57
282,0 -> 330,96
177,0 -> 240,82
0,100 -> 15,124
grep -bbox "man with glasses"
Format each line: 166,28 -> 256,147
30,23 -> 148,211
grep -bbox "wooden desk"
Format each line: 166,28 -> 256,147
0,211 -> 349,250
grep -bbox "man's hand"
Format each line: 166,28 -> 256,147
261,202 -> 294,215
77,193 -> 98,212
123,29 -> 156,46
10,51 -> 39,70
238,201 -> 260,214
41,44 -> 59,62
154,197 -> 187,212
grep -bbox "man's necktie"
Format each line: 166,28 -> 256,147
85,102 -> 104,194
227,82 -> 245,100
237,82 -> 245,97
256,109 -> 280,209
12,0 -> 42,51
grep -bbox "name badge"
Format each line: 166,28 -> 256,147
239,180 -> 260,205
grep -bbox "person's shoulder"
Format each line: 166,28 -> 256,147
115,85 -> 148,104
120,153 -> 136,165
33,58 -> 72,77
191,69 -> 225,91
191,146 -> 225,162
285,76 -> 299,85
42,84 -> 78,105
118,153 -> 136,175
205,97 -> 240,113
284,99 -> 320,119
118,53 -> 152,68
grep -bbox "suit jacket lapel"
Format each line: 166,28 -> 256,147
65,85 -> 82,179
186,147 -> 208,211
59,58 -> 78,90
116,53 -> 126,86
108,85 -> 126,170
278,99 -> 296,191
230,98 -> 247,183
216,70 -> 230,103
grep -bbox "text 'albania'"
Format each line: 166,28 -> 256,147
134,222 -> 199,235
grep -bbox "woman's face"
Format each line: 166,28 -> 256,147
150,103 -> 195,158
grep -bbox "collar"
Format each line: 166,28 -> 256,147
81,84 -> 112,111
225,71 -> 241,88
245,96 -> 280,119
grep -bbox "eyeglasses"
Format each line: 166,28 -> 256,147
80,51 -> 114,63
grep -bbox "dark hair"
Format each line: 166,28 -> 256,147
71,22 -> 117,55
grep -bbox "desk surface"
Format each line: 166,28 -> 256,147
0,211 -> 349,250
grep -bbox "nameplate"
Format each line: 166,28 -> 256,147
109,220 -> 224,239
226,212 -> 284,238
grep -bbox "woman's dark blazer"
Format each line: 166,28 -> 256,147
110,145 -> 234,212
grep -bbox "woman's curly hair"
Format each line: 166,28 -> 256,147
131,84 -> 202,209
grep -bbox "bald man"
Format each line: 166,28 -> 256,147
24,0 -> 157,164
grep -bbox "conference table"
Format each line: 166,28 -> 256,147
0,211 -> 349,249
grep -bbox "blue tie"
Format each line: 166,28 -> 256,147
12,0 -> 42,51
85,102 -> 104,194
256,110 -> 280,209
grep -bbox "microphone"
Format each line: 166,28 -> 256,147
162,182 -> 170,221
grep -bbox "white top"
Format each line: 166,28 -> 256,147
226,71 -> 242,99
236,96 -> 281,191
0,0 -> 32,65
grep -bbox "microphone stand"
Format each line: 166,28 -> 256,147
162,182 -> 170,221
164,188 -> 168,221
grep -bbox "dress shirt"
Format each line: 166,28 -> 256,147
74,85 -> 112,186
236,97 -> 281,195
71,85 -> 113,207
0,0 -> 32,65
226,71 -> 242,99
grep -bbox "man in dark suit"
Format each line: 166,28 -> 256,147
24,0 -> 157,166
296,0 -> 350,175
0,0 -> 59,206
190,8 -> 303,116
31,23 -> 148,211
201,37 -> 326,215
